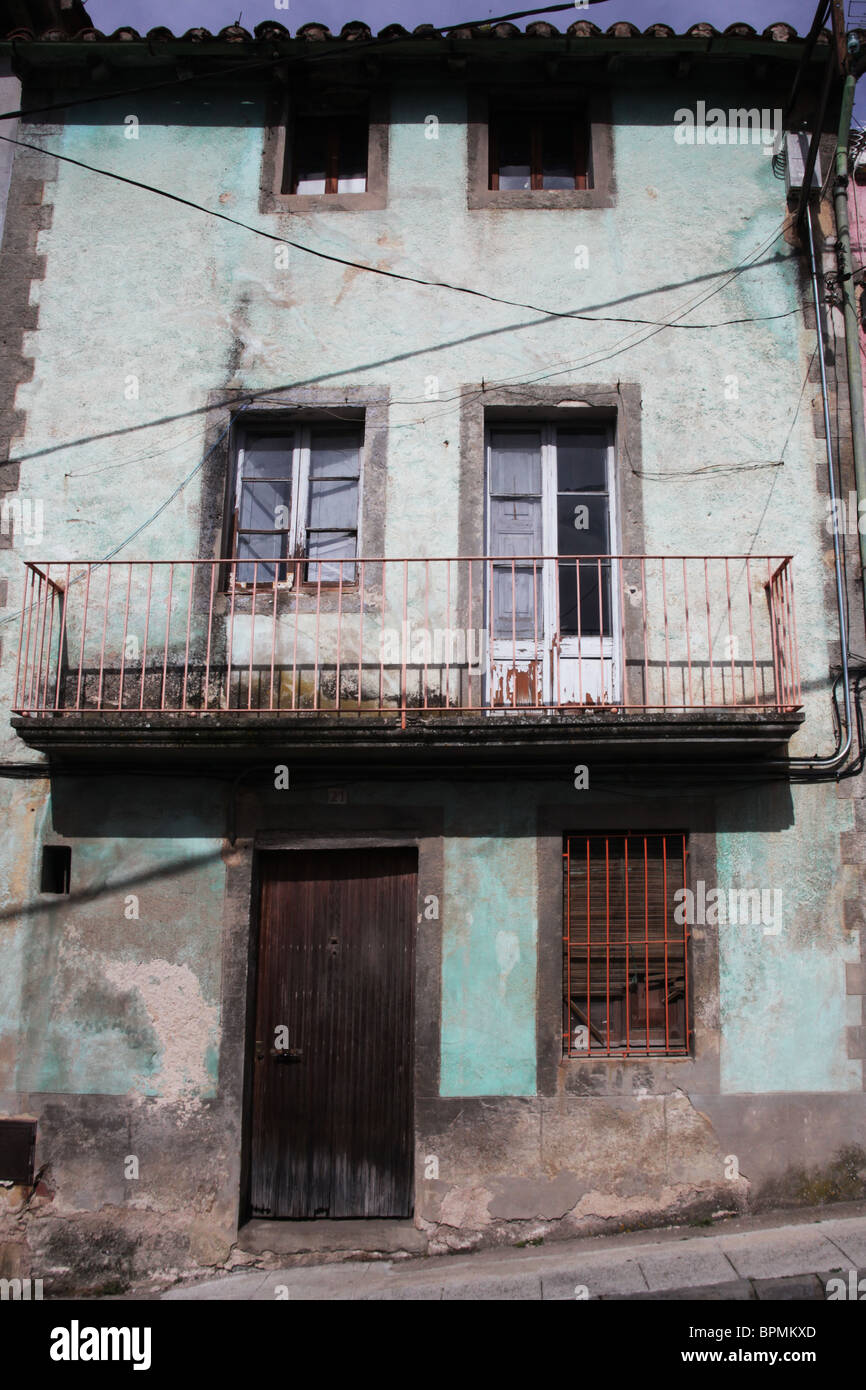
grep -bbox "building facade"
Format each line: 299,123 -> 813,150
1,14 -> 866,1293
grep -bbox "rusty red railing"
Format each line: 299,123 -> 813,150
11,555 -> 801,719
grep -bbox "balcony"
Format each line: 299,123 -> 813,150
10,556 -> 803,767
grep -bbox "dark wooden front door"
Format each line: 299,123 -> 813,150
249,848 -> 417,1219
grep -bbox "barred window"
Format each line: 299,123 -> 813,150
563,833 -> 690,1057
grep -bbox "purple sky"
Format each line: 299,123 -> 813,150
86,2 -> 822,37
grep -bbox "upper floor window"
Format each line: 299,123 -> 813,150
489,110 -> 591,191
468,90 -> 612,211
487,423 -> 614,634
231,425 -> 361,586
292,111 -> 369,195
264,89 -> 389,212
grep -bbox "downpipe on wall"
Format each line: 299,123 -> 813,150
831,68 -> 866,592
790,202 -> 855,775
784,56 -> 866,778
774,50 -> 863,780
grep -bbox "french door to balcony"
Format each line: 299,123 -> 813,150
486,423 -> 619,708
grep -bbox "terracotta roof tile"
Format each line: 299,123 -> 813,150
1,18 -> 830,45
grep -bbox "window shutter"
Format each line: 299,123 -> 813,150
489,432 -> 543,640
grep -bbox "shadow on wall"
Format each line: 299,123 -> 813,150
44,769 -> 799,843
0,843 -> 224,922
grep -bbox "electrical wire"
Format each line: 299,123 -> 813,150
0,80 -> 836,668
0,403 -> 251,627
0,50 -> 290,125
62,423 -> 209,479
0,209 -> 800,494
0,130 -> 803,336
247,211 -> 792,432
121,213 -> 804,435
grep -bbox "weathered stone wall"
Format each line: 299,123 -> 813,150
2,771 -> 862,1291
0,64 -> 863,1290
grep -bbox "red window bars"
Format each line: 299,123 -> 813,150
563,833 -> 690,1058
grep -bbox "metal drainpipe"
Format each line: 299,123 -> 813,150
832,69 -> 866,592
794,204 -> 853,772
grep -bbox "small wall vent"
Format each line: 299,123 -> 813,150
0,1119 -> 36,1184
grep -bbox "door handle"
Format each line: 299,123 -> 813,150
270,1048 -> 303,1062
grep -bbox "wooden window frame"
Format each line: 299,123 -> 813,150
562,831 -> 691,1059
485,422 -> 616,552
261,89 -> 390,214
467,89 -> 614,212
484,421 -> 620,644
488,111 -> 590,192
230,424 -> 362,591
291,112 -> 369,197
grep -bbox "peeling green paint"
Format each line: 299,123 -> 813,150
0,792 -> 225,1096
0,66 -> 860,1240
718,785 -> 861,1093
441,805 -> 537,1096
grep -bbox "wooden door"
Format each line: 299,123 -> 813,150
249,847 -> 417,1219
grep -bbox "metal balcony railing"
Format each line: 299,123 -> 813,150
12,555 -> 801,722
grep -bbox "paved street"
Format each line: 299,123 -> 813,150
156,1201 -> 866,1301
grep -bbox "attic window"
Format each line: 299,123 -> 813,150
268,90 -> 388,211
468,90 -> 612,211
291,108 -> 369,195
489,110 -> 591,191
